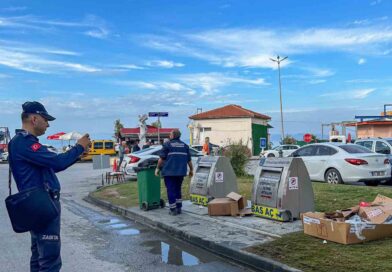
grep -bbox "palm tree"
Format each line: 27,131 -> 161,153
114,119 -> 124,140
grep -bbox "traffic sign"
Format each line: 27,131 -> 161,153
303,133 -> 312,143
260,138 -> 267,148
148,112 -> 168,117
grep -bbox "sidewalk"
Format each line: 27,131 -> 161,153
85,195 -> 302,272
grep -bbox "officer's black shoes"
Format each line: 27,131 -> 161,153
169,209 -> 178,216
176,208 -> 182,215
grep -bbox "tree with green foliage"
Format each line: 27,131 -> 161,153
114,119 -> 124,140
150,120 -> 161,128
224,139 -> 251,177
282,135 -> 297,144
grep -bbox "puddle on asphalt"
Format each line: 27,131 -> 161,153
142,240 -> 201,266
96,217 -> 143,235
106,223 -> 128,229
97,218 -> 121,224
117,228 -> 140,236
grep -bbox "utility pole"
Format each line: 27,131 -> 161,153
270,55 -> 288,143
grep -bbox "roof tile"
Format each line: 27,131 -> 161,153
189,104 -> 270,120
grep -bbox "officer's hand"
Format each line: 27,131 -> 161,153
189,169 -> 194,177
77,134 -> 91,152
155,168 -> 160,177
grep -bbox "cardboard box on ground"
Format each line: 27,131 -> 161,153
208,192 -> 252,216
302,194 -> 392,244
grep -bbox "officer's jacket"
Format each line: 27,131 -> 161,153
159,138 -> 191,176
8,130 -> 84,192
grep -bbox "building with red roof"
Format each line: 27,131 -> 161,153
188,104 -> 271,155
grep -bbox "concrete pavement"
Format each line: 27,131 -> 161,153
86,194 -> 303,272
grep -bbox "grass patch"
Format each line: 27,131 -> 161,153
92,175 -> 254,208
247,233 -> 392,272
92,176 -> 392,271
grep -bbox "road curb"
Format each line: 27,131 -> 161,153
85,194 -> 301,272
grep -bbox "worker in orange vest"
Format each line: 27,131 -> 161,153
202,137 -> 212,156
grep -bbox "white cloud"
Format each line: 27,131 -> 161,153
177,72 -> 268,96
142,25 -> 392,68
114,72 -> 268,97
85,28 -> 109,39
146,60 -> 185,68
309,79 -> 326,84
111,64 -> 145,71
0,47 -> 101,74
300,67 -> 335,77
321,88 -> 376,99
345,79 -> 374,83
0,14 -> 111,39
358,58 -> 366,64
0,40 -> 81,56
114,81 -> 158,90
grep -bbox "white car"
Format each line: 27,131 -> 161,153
191,143 -> 219,152
261,144 -> 300,158
43,145 -> 60,154
290,143 -> 391,186
1,151 -> 8,161
123,145 -> 203,178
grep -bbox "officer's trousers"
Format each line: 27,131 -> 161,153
30,200 -> 61,272
163,176 -> 184,211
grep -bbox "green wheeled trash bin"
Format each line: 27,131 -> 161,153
135,164 -> 165,211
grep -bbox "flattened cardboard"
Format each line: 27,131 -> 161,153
303,212 -> 392,244
372,194 -> 392,205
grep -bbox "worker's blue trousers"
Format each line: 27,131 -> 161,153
163,176 -> 184,211
30,200 -> 61,272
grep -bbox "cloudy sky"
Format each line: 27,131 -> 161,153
1,0 -> 392,143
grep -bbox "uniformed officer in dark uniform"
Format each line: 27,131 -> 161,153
8,101 -> 91,272
155,129 -> 193,215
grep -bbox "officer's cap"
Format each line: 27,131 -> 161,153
22,101 -> 56,121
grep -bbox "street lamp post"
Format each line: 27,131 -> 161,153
270,55 -> 288,143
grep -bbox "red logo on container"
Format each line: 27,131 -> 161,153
31,143 -> 42,152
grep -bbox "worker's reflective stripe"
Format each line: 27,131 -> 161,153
167,152 -> 188,156
251,204 -> 284,221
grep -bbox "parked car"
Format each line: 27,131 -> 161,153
355,138 -> 392,183
289,143 -> 391,186
123,145 -> 203,178
191,143 -> 219,152
1,151 -> 8,161
354,138 -> 392,156
260,144 -> 300,157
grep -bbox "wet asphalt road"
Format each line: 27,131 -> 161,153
0,163 -> 249,272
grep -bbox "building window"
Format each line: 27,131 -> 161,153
202,127 -> 211,131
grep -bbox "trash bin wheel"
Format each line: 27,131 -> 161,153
141,202 -> 149,211
159,199 -> 165,208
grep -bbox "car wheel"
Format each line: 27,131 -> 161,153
325,168 -> 343,184
267,153 -> 275,158
364,180 -> 380,186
